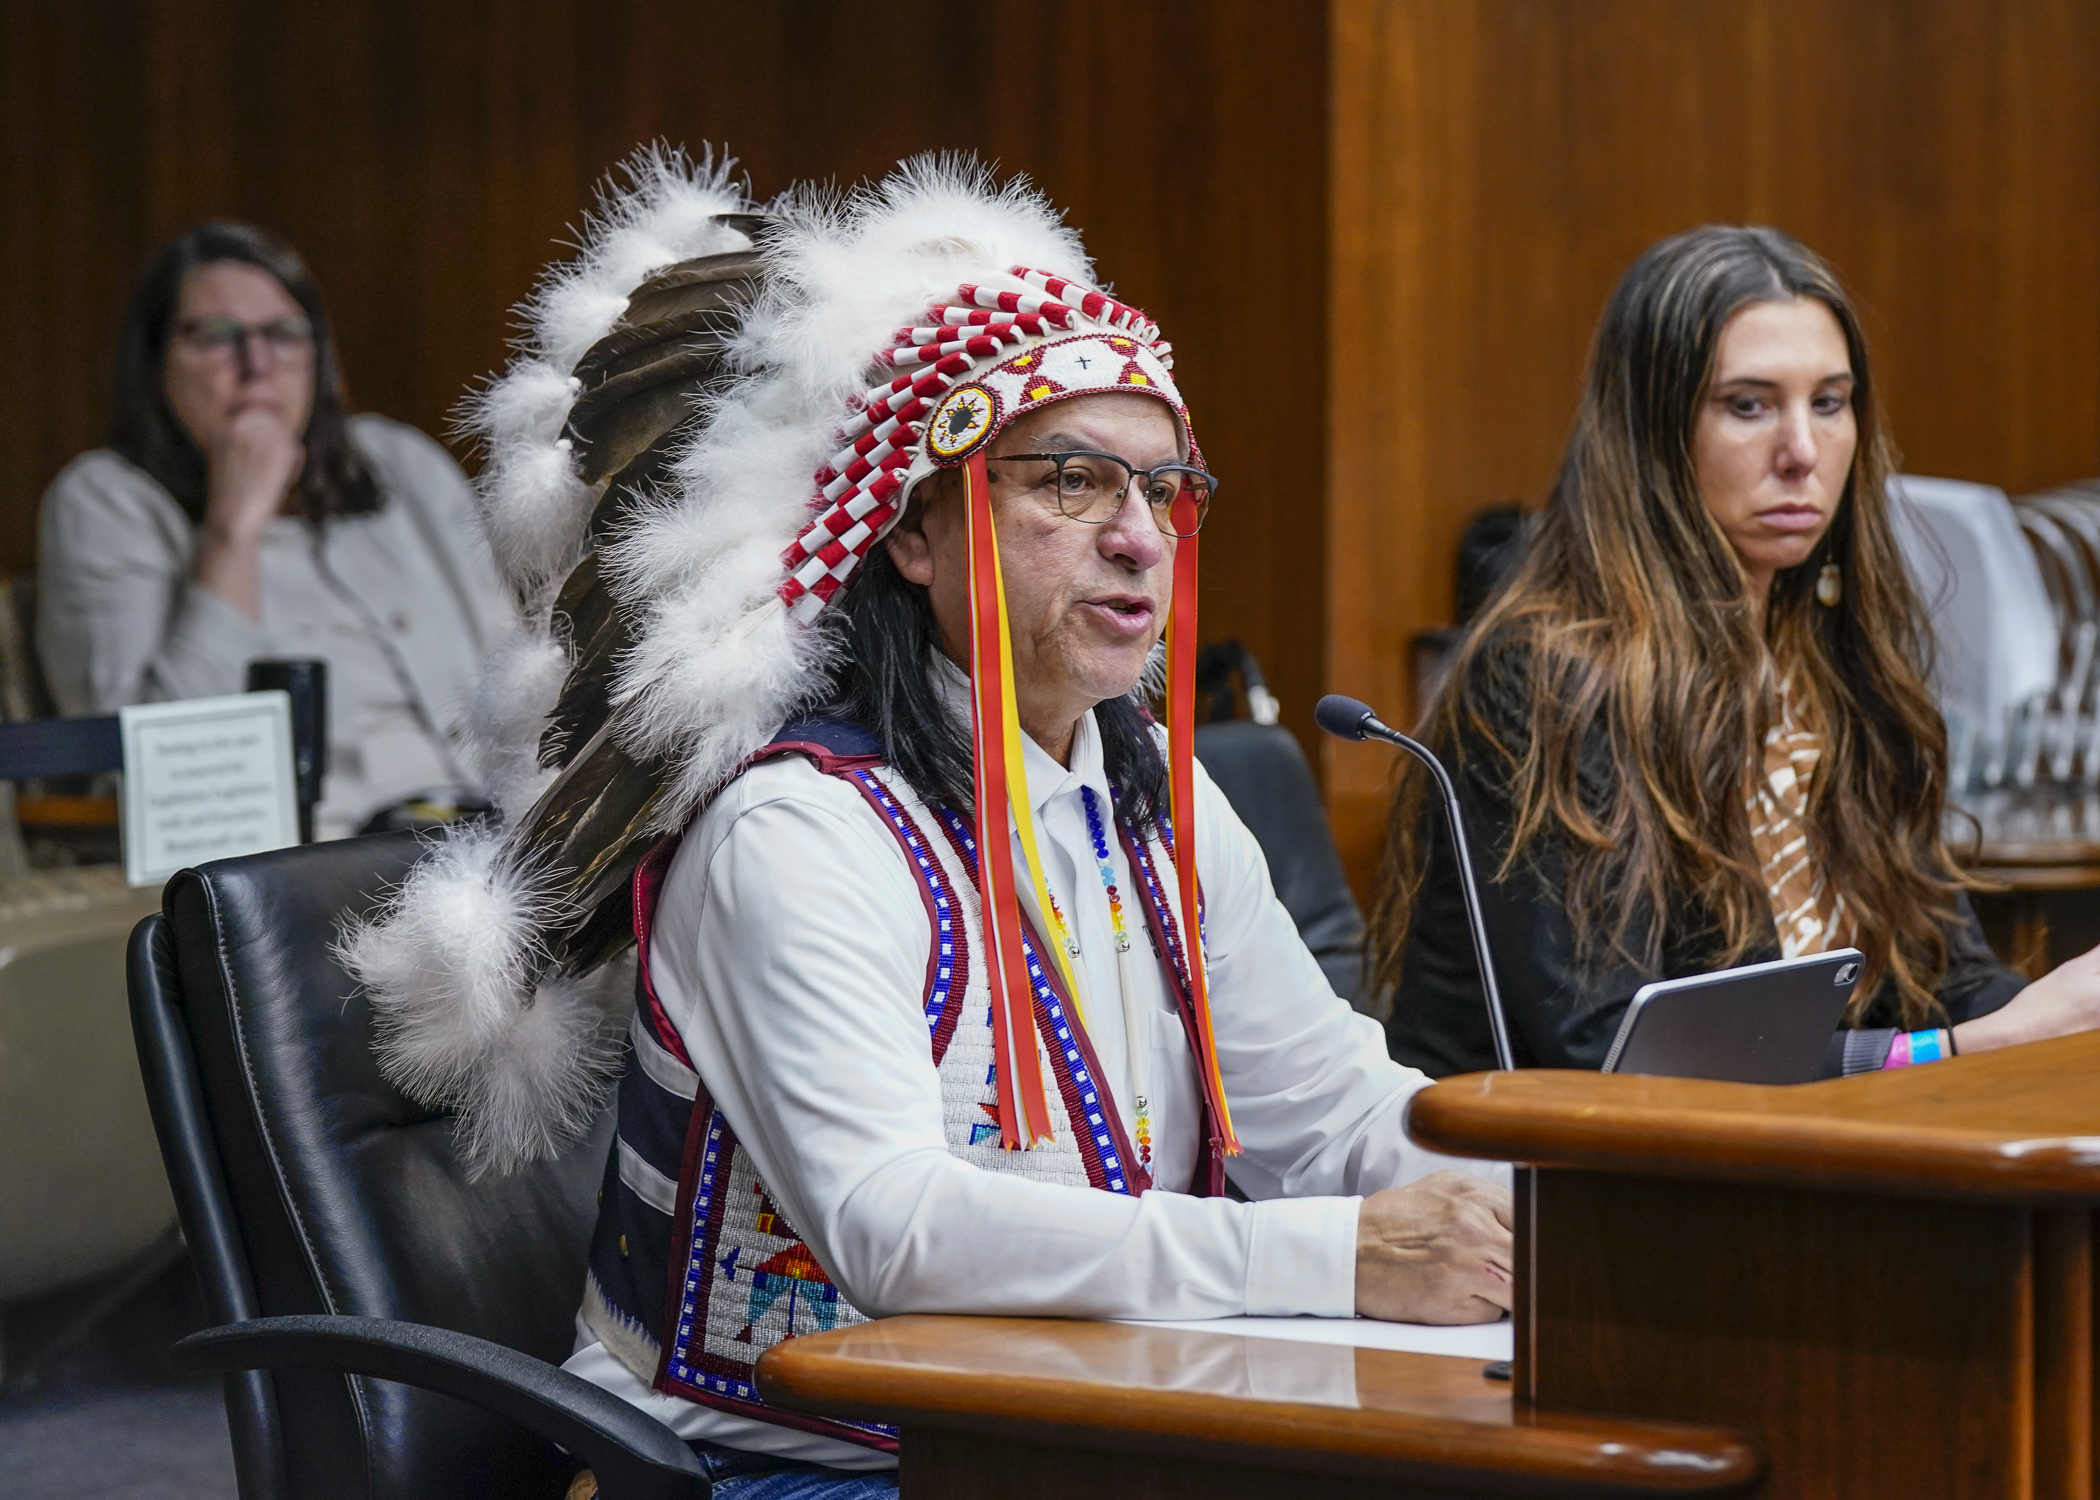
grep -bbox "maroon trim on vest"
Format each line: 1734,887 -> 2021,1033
1119,819 -> 1228,1198
652,1067 -> 717,1396
926,800 -> 979,894
628,733 -> 882,1070
754,738 -> 885,777
652,1082 -> 899,1452
631,834 -> 697,1071
923,794 -> 1157,1196
633,742 -> 899,1449
834,772 -> 969,1067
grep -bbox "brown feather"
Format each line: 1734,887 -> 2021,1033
565,249 -> 762,483
508,721 -> 678,974
499,229 -> 770,974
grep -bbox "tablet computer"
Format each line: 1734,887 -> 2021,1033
1600,948 -> 1865,1084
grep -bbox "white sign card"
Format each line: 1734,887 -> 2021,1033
120,691 -> 301,889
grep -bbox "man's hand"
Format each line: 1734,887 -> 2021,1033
1355,1169 -> 1513,1324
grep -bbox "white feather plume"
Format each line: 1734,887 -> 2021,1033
464,624 -> 571,817
601,156 -> 1092,827
351,151 -> 1118,1173
457,143 -> 755,597
343,146 -> 753,1174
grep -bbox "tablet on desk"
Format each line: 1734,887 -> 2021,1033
1600,948 -> 1864,1084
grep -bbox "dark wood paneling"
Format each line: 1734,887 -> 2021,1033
17,0 -> 2100,881
1530,1172 -> 2039,1499
2032,1209 -> 2096,1500
0,0 -> 1329,748
1327,0 -> 2100,889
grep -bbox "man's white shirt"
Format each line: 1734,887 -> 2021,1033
566,684 -> 1503,1466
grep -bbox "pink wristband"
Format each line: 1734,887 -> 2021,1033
1882,1029 -> 1950,1070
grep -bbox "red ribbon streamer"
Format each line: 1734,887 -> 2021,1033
964,451 -> 1056,1148
1166,497 -> 1240,1154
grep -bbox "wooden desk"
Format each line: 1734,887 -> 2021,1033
762,1033 -> 2097,1498
759,1315 -> 1761,1498
1971,846 -> 2100,978
1410,1030 -> 2100,1499
1958,787 -> 2100,974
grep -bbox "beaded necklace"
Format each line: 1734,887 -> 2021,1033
1079,786 -> 1152,1172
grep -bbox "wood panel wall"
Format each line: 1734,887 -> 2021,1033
0,0 -> 1330,743
9,0 -> 2099,901
1327,0 -> 2100,889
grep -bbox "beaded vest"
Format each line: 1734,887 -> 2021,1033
580,719 -> 1223,1451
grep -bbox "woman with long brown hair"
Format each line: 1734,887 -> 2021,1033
1374,225 -> 2100,1078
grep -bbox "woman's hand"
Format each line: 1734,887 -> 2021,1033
206,405 -> 304,541
1354,1169 -> 1513,1324
1954,942 -> 2100,1055
194,405 -> 304,620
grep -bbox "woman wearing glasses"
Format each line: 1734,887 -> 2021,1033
37,223 -> 508,837
1372,225 -> 2100,1079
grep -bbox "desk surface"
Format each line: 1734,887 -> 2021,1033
757,1314 -> 1760,1494
1408,1029 -> 2100,1200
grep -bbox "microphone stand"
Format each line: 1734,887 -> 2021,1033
1317,694 -> 1516,1071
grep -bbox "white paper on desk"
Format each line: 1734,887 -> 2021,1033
119,691 -> 300,888
1119,1315 -> 1512,1362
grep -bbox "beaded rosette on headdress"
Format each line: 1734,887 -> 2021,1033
342,151 -> 1235,1173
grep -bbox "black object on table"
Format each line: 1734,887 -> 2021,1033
246,659 -> 328,844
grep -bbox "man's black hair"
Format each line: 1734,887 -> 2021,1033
825,541 -> 1166,827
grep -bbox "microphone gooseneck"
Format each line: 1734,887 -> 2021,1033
1316,694 -> 1516,1072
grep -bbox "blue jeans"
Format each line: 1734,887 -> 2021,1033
691,1439 -> 899,1499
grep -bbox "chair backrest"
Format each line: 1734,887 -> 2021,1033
1193,720 -> 1366,1007
1890,474 -> 2059,745
129,832 -> 611,1500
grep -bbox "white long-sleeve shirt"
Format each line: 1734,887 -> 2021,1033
567,689 -> 1502,1466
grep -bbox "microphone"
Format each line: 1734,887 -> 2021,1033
1316,694 -> 1516,1071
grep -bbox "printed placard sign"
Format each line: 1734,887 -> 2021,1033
120,691 -> 300,889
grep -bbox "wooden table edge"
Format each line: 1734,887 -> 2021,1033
1407,1096 -> 2100,1200
756,1322 -> 1763,1496
1404,1045 -> 2100,1201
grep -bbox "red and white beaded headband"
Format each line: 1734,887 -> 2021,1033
777,268 -> 1194,623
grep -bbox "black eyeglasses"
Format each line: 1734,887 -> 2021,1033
171,315 -> 315,364
989,450 -> 1216,538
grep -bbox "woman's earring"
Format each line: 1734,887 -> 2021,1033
1816,562 -> 1843,608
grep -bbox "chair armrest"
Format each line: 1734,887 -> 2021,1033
175,1315 -> 709,1500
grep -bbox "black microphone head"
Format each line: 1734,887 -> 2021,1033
1315,694 -> 1378,742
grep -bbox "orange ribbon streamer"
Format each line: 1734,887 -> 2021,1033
964,451 -> 1056,1148
960,454 -> 1236,1157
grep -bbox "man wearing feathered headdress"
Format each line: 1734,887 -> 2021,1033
345,150 -> 1511,1491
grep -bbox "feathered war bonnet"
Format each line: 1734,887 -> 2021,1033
343,147 -> 1236,1174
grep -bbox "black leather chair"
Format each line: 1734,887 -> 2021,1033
127,833 -> 710,1500
1192,645 -> 1367,1007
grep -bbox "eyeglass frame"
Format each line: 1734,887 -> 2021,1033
168,314 -> 316,366
987,448 -> 1218,538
